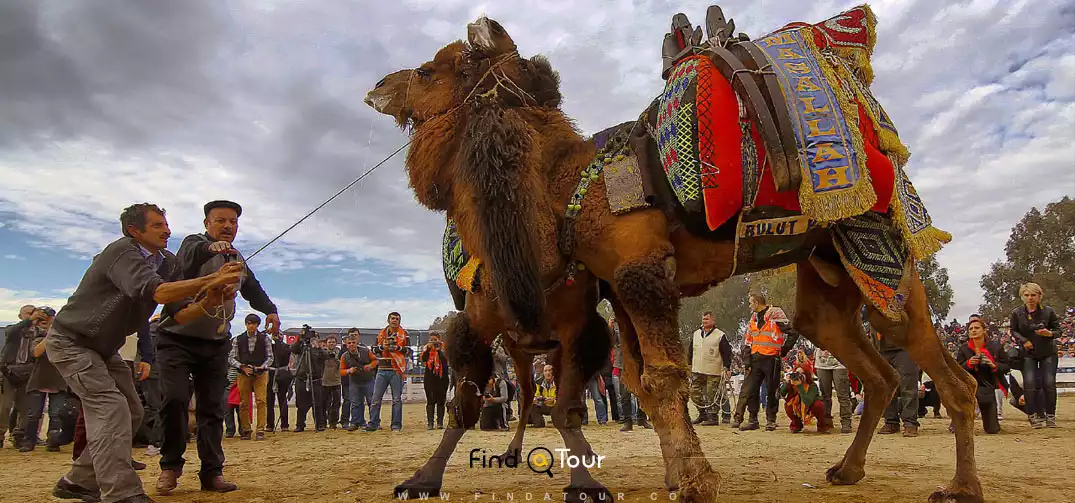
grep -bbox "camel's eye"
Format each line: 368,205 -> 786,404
416,67 -> 432,79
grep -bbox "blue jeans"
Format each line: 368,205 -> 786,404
370,370 -> 404,430
1023,355 -> 1058,417
348,380 -> 374,428
583,377 -> 608,424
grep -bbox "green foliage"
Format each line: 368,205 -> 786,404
979,196 -> 1075,321
916,254 -> 954,323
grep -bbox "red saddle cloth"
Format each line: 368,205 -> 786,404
696,55 -> 895,230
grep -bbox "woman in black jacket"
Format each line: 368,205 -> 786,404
956,319 -> 1009,434
1008,282 -> 1061,428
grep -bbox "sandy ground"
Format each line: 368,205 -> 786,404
2,396 -> 1074,503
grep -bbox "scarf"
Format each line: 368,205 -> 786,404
377,326 -> 409,375
425,346 -> 444,377
967,339 -> 1008,397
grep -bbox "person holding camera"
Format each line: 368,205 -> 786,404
528,365 -> 557,428
266,330 -> 293,432
1,305 -> 53,451
228,314 -> 273,440
778,354 -> 829,433
321,335 -> 343,430
291,325 -> 330,432
44,203 -> 242,503
1009,282 -> 1062,429
367,312 -> 409,432
340,331 -> 377,431
956,318 -> 1009,434
419,333 -> 450,430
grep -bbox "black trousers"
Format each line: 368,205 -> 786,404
322,384 -> 341,427
424,372 -> 449,426
740,354 -> 781,423
136,378 -> 164,447
294,378 -> 325,430
157,331 -> 229,481
340,379 -> 350,427
266,370 -> 293,430
976,388 -> 1001,434
603,371 -> 620,421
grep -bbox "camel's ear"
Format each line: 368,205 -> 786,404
467,16 -> 515,56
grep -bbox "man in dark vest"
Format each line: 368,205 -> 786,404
156,200 -> 281,495
266,330 -> 293,432
43,203 -> 241,503
228,314 -> 273,440
340,333 -> 378,430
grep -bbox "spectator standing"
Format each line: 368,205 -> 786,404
27,308 -> 81,452
340,334 -> 378,431
321,335 -> 343,430
814,347 -> 853,433
291,329 -> 329,432
266,330 -> 293,432
1009,282 -> 1061,428
419,333 -> 450,430
368,312 -> 409,432
610,317 -> 651,432
733,293 -> 799,431
876,330 -> 921,437
1,306 -> 50,451
229,314 -> 273,440
687,311 -> 732,427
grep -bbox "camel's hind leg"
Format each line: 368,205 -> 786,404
794,261 -> 897,486
394,313 -> 494,499
595,212 -> 717,503
866,271 -> 982,503
609,296 -> 683,492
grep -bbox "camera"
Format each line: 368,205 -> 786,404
788,371 -> 803,382
1029,322 -> 1046,331
300,324 -> 316,340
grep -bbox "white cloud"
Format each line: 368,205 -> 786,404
1,0 -> 1072,326
234,295 -> 455,330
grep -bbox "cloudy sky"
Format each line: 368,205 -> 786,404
1,0 -> 1072,329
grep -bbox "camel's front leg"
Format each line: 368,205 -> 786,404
394,314 -> 493,499
500,345 -> 535,460
549,311 -> 615,503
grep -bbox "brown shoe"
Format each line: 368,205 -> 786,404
200,475 -> 238,493
878,423 -> 900,435
255,432 -> 265,441
902,425 -> 918,437
156,470 -> 180,494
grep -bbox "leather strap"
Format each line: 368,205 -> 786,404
702,45 -> 791,193
729,40 -> 802,191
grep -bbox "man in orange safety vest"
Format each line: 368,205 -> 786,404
731,292 -> 800,431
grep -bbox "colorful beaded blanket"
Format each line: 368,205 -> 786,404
441,218 -> 481,294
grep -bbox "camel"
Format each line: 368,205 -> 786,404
364,11 -> 982,503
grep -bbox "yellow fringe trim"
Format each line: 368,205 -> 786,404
831,59 -> 912,169
828,4 -> 879,86
456,256 -> 481,293
796,27 -> 877,223
889,163 -> 953,260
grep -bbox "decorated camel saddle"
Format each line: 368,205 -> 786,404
635,3 -> 949,319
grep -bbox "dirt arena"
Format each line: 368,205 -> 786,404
2,396 -> 1073,503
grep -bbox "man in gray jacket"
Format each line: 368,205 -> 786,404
156,200 -> 280,495
45,203 -> 241,503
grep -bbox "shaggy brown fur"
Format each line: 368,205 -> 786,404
459,105 -> 545,333
365,15 -> 982,503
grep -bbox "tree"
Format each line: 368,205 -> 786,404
979,196 -> 1075,322
428,311 -> 458,332
916,254 -> 954,323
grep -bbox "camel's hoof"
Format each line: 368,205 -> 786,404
825,461 -> 864,486
394,474 -> 443,500
676,472 -> 719,503
499,447 -> 522,463
564,484 -> 613,503
665,469 -> 680,491
928,483 -> 984,503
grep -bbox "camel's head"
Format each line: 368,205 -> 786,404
364,16 -> 561,130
